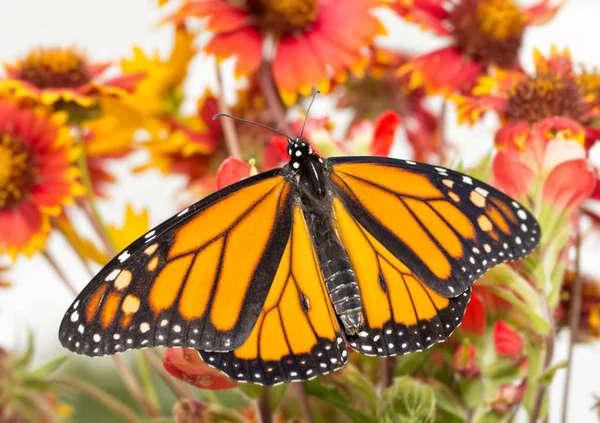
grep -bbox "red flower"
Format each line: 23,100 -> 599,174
456,47 -> 600,149
493,321 -> 523,360
370,111 -> 402,157
453,342 -> 481,379
492,118 -> 596,211
0,101 -> 84,258
1,47 -> 141,108
395,0 -> 561,93
460,290 -> 486,335
216,157 -> 253,189
163,348 -> 238,390
170,0 -> 385,105
490,380 -> 527,412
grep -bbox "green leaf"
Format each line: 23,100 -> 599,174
431,382 -> 466,423
13,331 -> 35,371
377,377 -> 436,423
483,358 -> 523,385
395,350 -> 432,376
304,379 -> 378,423
238,384 -> 264,399
486,287 -> 550,335
476,410 -> 505,423
343,364 -> 379,414
269,383 -> 288,411
138,419 -> 176,423
523,341 -> 542,414
27,356 -> 68,380
537,360 -> 567,386
460,378 -> 484,409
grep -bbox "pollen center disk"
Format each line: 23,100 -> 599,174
449,0 -> 524,68
246,0 -> 318,35
0,133 -> 35,209
507,75 -> 585,123
14,47 -> 91,89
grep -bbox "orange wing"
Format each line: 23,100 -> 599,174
326,157 -> 540,355
200,205 -> 348,386
59,170 -> 294,356
333,197 -> 470,354
329,157 -> 540,298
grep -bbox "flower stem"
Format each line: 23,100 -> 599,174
215,63 -> 242,160
53,374 -> 141,423
112,355 -> 160,417
529,299 -> 556,423
258,61 -> 293,136
382,356 -> 396,388
291,383 -> 315,423
42,250 -> 77,296
257,388 -> 273,423
560,218 -> 583,423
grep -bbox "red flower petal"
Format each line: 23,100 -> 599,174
264,136 -> 290,169
370,110 -> 402,157
163,348 -> 238,390
522,1 -> 563,26
492,151 -> 535,199
453,343 -> 481,379
493,321 -> 523,360
401,47 -> 482,93
205,27 -> 263,78
460,292 -> 486,335
216,157 -> 252,190
542,159 -> 596,211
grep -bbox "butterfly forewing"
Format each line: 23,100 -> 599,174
329,157 -> 540,298
198,205 -> 348,386
59,170 -> 294,356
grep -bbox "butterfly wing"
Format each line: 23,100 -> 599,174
199,205 -> 348,386
59,169 -> 294,356
328,157 -> 540,355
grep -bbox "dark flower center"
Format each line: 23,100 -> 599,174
506,75 -> 585,123
449,0 -> 524,68
0,133 -> 36,210
15,47 -> 92,89
246,0 -> 318,36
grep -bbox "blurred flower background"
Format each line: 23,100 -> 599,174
1,0 -> 599,422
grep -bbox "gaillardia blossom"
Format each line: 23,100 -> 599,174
171,0 -> 385,104
456,47 -> 600,148
1,47 -> 141,109
395,0 -> 561,93
0,101 -> 83,258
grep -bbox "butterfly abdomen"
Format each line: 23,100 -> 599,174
320,249 -> 363,335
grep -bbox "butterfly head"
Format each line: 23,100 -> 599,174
287,137 -> 314,170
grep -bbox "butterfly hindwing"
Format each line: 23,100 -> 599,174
332,197 -> 471,355
329,157 -> 540,298
59,170 -> 294,356
199,205 -> 348,386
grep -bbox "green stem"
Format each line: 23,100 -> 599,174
560,218 -> 582,423
53,375 -> 140,423
215,63 -> 242,160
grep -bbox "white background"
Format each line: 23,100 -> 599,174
0,0 -> 598,421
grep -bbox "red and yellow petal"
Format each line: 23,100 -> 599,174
521,0 -> 563,26
392,0 -> 451,36
205,27 -> 263,79
163,348 -> 238,390
400,47 -> 483,94
0,201 -> 51,259
542,159 -> 596,211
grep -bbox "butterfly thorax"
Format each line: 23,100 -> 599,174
288,138 -> 364,336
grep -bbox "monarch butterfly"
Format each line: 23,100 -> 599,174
59,101 -> 540,387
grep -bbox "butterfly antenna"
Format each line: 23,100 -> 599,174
300,90 -> 321,138
213,113 -> 293,141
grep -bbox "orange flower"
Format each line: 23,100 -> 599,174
1,47 -> 142,109
171,0 -> 385,105
0,101 -> 83,258
456,47 -> 600,149
395,0 -> 561,93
